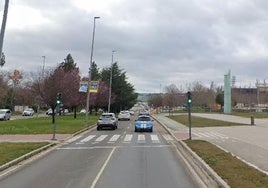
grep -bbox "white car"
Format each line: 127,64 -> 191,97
0,109 -> 11,120
118,111 -> 131,121
97,113 -> 118,130
22,108 -> 34,116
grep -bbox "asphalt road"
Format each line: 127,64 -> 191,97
0,116 -> 197,188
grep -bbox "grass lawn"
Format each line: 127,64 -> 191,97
0,114 -> 99,134
168,115 -> 245,127
0,142 -> 49,166
185,140 -> 268,188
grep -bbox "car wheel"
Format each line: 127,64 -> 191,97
150,128 -> 153,132
135,128 -> 137,132
97,127 -> 101,131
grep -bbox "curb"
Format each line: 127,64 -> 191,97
0,124 -> 97,173
152,115 -> 230,188
0,143 -> 56,172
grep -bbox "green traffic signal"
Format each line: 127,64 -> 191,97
187,91 -> 192,104
56,99 -> 61,104
56,92 -> 62,105
188,98 -> 192,104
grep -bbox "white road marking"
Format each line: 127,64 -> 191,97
66,135 -> 82,143
123,134 -> 133,142
90,147 -> 116,188
95,135 -> 108,142
108,134 -> 121,142
150,134 -> 160,143
138,134 -> 145,143
80,135 -> 96,143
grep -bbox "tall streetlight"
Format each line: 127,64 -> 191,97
42,56 -> 46,78
86,16 -> 100,127
108,50 -> 116,112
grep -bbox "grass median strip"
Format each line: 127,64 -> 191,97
185,140 -> 268,188
168,115 -> 245,127
0,114 -> 99,134
0,142 -> 49,166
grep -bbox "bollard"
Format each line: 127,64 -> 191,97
251,115 -> 254,125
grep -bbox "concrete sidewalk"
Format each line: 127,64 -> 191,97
152,113 -> 268,175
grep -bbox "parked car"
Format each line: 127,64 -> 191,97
97,113 -> 118,130
118,110 -> 131,121
80,109 -> 86,114
22,108 -> 34,116
135,115 -> 153,132
0,109 -> 11,120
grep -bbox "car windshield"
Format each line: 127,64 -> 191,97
101,115 -> 113,118
137,116 -> 151,121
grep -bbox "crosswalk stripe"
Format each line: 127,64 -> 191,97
109,134 -> 121,142
123,134 -> 133,142
193,132 -> 228,139
138,135 -> 145,142
72,133 -> 176,144
67,135 -> 82,143
150,135 -> 160,143
95,135 -> 108,142
80,135 -> 96,142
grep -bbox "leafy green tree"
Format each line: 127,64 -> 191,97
59,54 -> 79,72
101,62 -> 137,112
91,61 -> 100,80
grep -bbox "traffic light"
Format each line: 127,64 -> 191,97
56,93 -> 62,105
187,91 -> 192,104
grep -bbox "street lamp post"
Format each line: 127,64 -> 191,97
108,50 -> 116,113
86,16 -> 100,127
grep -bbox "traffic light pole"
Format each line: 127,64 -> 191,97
187,91 -> 192,140
188,102 -> 192,140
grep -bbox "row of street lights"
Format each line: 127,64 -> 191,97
86,16 -> 116,127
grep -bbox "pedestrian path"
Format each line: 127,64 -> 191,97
66,133 -> 174,145
192,131 -> 229,140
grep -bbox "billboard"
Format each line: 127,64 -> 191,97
79,81 -> 99,93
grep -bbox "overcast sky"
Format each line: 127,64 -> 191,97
1,0 -> 268,93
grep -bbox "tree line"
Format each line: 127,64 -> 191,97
0,54 -> 138,115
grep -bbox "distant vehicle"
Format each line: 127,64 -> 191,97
80,109 -> 86,114
22,108 -> 34,116
129,110 -> 135,115
46,108 -> 53,115
118,111 -> 131,121
138,109 -> 150,116
97,113 -> 117,130
135,115 -> 153,132
0,109 -> 11,120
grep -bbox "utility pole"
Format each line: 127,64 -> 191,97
42,56 -> 46,78
108,50 -> 116,113
86,16 -> 100,127
0,0 -> 9,64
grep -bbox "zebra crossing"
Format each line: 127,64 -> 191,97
66,133 -> 174,145
193,131 -> 229,140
